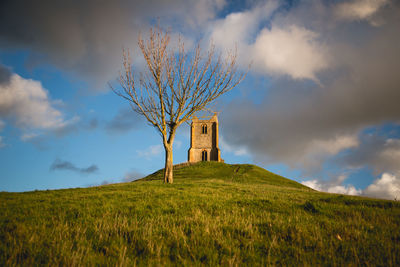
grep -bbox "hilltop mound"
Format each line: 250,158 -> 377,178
140,161 -> 306,189
1,162 -> 399,266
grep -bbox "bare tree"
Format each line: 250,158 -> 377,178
112,26 -> 244,183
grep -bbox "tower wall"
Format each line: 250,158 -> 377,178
188,115 -> 221,163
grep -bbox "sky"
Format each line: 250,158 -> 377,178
0,0 -> 399,200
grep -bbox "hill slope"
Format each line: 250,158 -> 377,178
142,161 -> 306,188
1,162 -> 399,266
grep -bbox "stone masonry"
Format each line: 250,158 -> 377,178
188,114 -> 222,163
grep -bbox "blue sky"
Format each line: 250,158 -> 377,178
0,0 -> 399,200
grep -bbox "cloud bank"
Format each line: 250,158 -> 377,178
302,172 -> 400,200
0,71 -> 86,144
363,173 -> 400,200
0,74 -> 65,129
211,0 -> 400,200
0,0 -> 226,91
335,0 -> 389,24
209,2 -> 330,80
222,1 -> 400,169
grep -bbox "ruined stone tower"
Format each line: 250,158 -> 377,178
188,114 -> 222,163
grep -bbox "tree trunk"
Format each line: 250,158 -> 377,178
164,144 -> 173,183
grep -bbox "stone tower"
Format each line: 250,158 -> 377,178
188,114 -> 222,163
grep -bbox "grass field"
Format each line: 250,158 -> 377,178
1,162 -> 399,266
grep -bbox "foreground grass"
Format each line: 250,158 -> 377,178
1,162 -> 399,266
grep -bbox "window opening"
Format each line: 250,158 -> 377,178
202,124 -> 207,134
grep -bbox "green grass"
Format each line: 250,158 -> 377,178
1,161 -> 399,266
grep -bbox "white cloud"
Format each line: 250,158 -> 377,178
137,144 -> 163,159
301,179 -> 323,191
209,2 -> 277,50
326,185 -> 362,195
335,0 -> 389,23
289,134 -> 359,171
251,25 -> 329,80
188,0 -> 227,26
220,136 -> 249,156
0,73 -> 79,144
363,173 -> 400,200
301,176 -> 362,196
379,139 -> 400,164
302,172 -> 400,200
342,136 -> 400,176
301,135 -> 400,200
307,134 -> 359,157
209,2 -> 329,80
0,74 -> 66,130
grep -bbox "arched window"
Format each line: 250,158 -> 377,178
202,150 -> 208,161
202,124 -> 207,134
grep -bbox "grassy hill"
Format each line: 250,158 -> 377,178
1,162 -> 399,266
